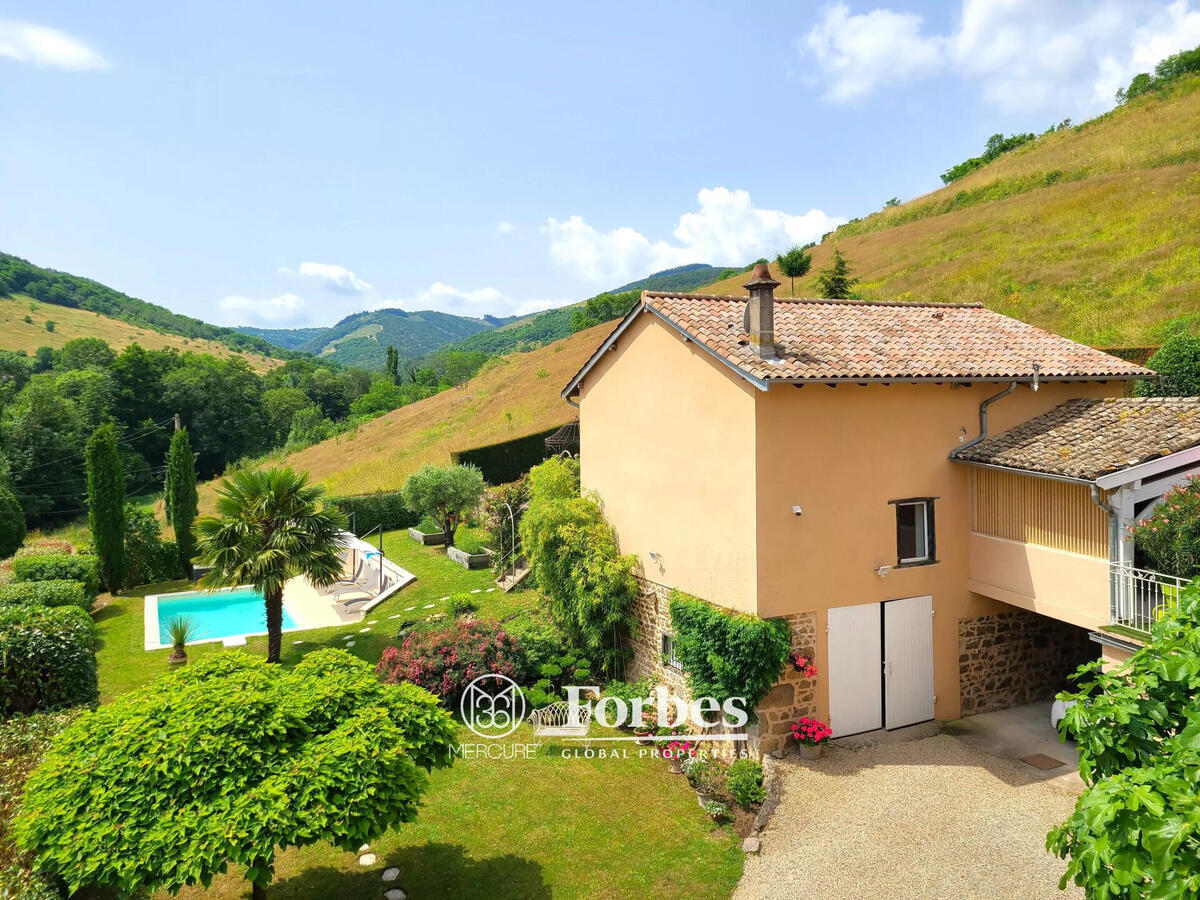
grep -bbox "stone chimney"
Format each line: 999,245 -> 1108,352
743,262 -> 780,359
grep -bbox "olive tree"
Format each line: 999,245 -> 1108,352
15,650 -> 456,899
401,463 -> 485,548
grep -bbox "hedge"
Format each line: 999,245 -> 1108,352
12,554 -> 101,599
326,490 -> 418,535
0,605 -> 99,717
451,426 -> 558,484
0,580 -> 90,610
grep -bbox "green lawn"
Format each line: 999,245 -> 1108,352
88,529 -> 744,899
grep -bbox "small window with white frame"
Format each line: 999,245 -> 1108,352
661,633 -> 681,670
892,498 -> 936,566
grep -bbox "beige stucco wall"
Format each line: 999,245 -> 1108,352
575,312 -> 1124,723
967,532 -> 1111,629
576,314 -> 760,612
752,377 -> 1119,723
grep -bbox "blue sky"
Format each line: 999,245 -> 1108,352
2,1 -> 1199,328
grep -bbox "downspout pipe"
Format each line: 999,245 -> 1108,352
950,381 -> 1017,458
1090,483 -> 1121,623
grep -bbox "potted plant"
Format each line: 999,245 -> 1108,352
633,707 -> 656,745
789,715 -> 833,760
701,800 -> 729,822
165,615 -> 197,666
789,651 -> 818,678
665,739 -> 693,774
685,756 -> 726,806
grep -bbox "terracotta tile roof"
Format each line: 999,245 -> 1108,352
954,398 -> 1200,481
641,292 -> 1152,384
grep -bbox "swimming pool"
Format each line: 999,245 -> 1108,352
146,586 -> 298,649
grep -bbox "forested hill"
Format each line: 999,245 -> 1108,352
701,68 -> 1200,346
0,253 -> 289,359
232,325 -> 327,350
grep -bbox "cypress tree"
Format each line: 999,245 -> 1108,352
85,423 -> 125,591
0,485 -> 25,558
166,428 -> 199,577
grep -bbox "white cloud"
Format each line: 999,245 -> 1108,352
375,283 -> 559,319
495,221 -> 516,235
0,21 -> 107,70
282,261 -> 373,294
542,187 -> 845,285
800,0 -> 1200,114
801,4 -> 943,102
219,292 -> 308,326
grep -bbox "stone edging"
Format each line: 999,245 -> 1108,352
742,754 -> 785,853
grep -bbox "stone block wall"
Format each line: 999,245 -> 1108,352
753,612 -> 819,756
958,609 -> 1097,716
627,577 -> 817,757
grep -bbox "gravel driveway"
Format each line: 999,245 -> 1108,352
735,733 -> 1083,900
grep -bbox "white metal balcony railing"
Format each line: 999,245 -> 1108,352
1110,563 -> 1190,635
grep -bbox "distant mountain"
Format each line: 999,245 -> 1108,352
233,325 -> 328,350
612,263 -> 742,293
275,308 -> 500,369
0,253 -> 291,360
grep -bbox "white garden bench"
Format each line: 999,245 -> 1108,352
528,701 -> 592,738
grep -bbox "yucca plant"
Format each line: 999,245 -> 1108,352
165,615 -> 197,665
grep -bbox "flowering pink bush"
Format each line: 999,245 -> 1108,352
789,716 -> 833,746
789,651 -> 818,678
375,619 -> 524,706
1129,476 -> 1200,578
665,739 -> 694,759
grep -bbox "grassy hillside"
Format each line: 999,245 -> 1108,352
282,308 -> 499,369
0,253 -> 289,359
225,322 -> 606,498
0,294 -> 280,371
702,74 -> 1200,345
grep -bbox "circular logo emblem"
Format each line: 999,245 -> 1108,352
460,673 -> 526,739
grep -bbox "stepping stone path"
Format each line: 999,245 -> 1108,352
368,620 -> 378,625
382,868 -> 400,882
470,589 -> 482,594
359,627 -> 371,633
485,588 -> 495,593
404,606 -> 415,611
356,845 -> 407,898
292,640 -> 304,645
436,596 -> 449,602
346,641 -> 355,647
384,890 -> 406,900
389,614 -> 402,619
341,634 -> 354,641
422,603 -> 435,609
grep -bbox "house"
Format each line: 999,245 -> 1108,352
562,264 -> 1200,752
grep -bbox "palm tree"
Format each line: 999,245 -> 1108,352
194,467 -> 347,663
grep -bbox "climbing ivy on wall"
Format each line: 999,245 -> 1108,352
668,592 -> 791,714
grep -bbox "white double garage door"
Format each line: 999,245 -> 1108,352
827,595 -> 935,738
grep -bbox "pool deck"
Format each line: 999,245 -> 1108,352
143,564 -> 416,651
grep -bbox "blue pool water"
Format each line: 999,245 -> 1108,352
155,587 -> 296,644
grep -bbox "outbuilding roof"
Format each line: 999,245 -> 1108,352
953,397 -> 1200,482
562,292 -> 1152,398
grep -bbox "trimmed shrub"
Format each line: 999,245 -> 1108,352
123,505 -> 180,588
669,591 -> 791,715
0,605 -> 98,717
727,759 -> 766,809
0,486 -> 25,560
1136,334 -> 1200,398
12,554 -> 100,599
446,594 -> 479,618
327,490 -> 418,535
376,619 -> 524,707
13,651 -> 455,898
1,710 -> 78,898
451,426 -> 557,485
525,650 -> 592,709
0,580 -> 89,610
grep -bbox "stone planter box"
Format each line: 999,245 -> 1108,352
447,545 -> 494,570
408,527 -> 446,546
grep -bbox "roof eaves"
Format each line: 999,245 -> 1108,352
948,457 -> 1096,485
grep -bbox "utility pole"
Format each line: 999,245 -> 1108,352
173,413 -> 181,431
